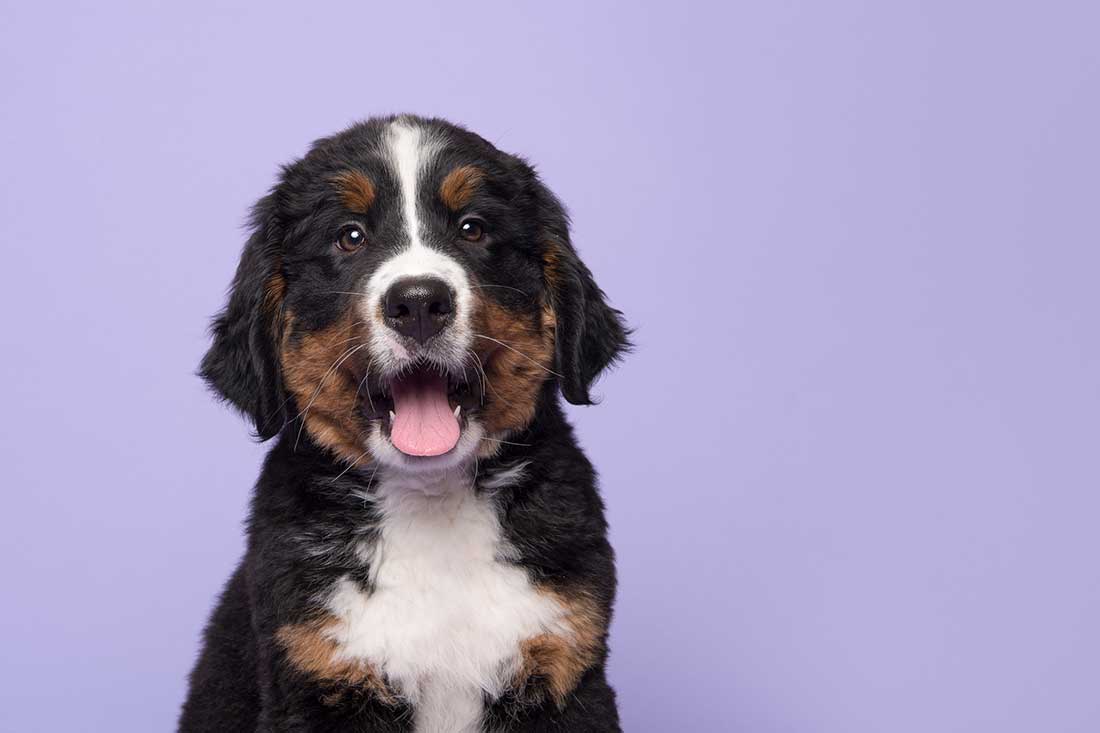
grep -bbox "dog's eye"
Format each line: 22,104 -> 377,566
458,217 -> 486,243
336,225 -> 367,252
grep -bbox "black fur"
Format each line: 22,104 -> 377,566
528,176 -> 631,406
199,194 -> 287,439
181,115 -> 628,732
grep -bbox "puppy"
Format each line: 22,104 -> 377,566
179,115 -> 629,732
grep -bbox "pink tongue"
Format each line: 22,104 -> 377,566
390,371 -> 460,457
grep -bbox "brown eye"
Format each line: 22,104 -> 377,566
459,217 -> 486,242
336,225 -> 367,252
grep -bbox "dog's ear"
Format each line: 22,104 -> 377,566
528,172 -> 631,405
199,194 -> 287,440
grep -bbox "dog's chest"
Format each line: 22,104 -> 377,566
324,480 -> 564,732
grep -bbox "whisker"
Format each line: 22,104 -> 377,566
329,451 -> 371,484
325,318 -> 368,338
356,356 -> 379,414
295,341 -> 367,422
314,320 -> 370,350
470,284 -> 529,296
332,332 -> 370,347
294,341 -> 370,451
479,437 -> 532,447
322,291 -> 371,298
350,462 -> 381,504
479,366 -> 510,407
472,334 -> 563,378
465,349 -> 492,407
269,319 -> 365,439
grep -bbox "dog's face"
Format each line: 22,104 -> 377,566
201,116 -> 627,472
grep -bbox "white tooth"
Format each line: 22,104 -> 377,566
453,405 -> 462,418
388,410 -> 396,422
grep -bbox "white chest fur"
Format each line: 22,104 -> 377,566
323,472 -> 567,733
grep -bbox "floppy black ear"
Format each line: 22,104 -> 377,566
531,177 -> 631,405
199,195 -> 287,440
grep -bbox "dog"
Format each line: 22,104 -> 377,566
179,115 -> 629,732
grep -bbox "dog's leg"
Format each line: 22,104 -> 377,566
178,565 -> 261,732
483,666 -> 621,733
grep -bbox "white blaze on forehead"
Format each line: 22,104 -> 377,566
390,121 -> 437,252
359,120 -> 474,375
371,120 -> 467,290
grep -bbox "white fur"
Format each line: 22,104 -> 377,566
323,469 -> 569,733
479,461 -> 531,491
355,120 -> 484,472
360,121 -> 474,373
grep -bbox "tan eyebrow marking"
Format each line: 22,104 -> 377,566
332,170 -> 376,213
439,165 -> 484,211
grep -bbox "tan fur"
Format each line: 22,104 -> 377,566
541,241 -> 565,293
279,246 -> 558,459
439,165 -> 484,211
280,311 -> 372,463
515,588 -> 604,705
470,293 -> 557,436
332,170 -> 376,213
276,618 -> 396,704
264,269 -> 286,314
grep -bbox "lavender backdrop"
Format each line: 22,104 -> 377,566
2,1 -> 1099,731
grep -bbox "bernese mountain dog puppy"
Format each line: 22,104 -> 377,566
179,115 -> 629,732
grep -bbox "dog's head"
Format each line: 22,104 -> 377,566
201,115 -> 628,472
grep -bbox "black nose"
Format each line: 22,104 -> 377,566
383,277 -> 455,344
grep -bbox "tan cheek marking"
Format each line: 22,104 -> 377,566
542,241 -> 564,293
332,170 -> 376,213
471,294 -> 556,435
276,618 -> 396,705
281,310 -> 371,463
514,589 -> 604,705
264,269 -> 286,314
439,165 -> 484,210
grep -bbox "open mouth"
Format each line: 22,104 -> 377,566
361,361 -> 484,457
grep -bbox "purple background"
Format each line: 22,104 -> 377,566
2,1 -> 1098,731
